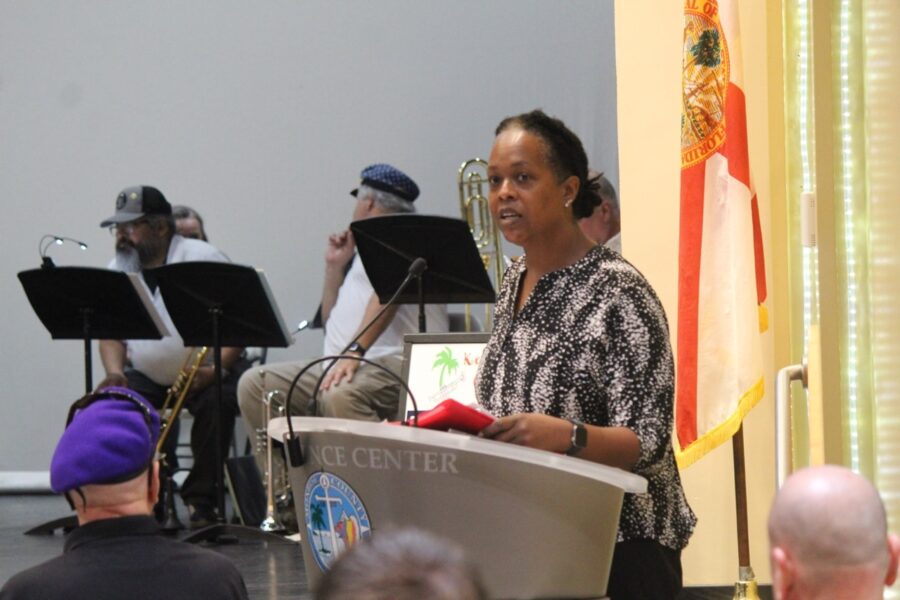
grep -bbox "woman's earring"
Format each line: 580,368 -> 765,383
564,198 -> 574,208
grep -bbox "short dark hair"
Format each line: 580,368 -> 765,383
495,109 -> 598,219
315,528 -> 486,600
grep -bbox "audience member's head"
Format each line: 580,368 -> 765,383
315,527 -> 487,600
51,387 -> 162,525
578,170 -> 620,246
173,204 -> 208,241
768,465 -> 900,599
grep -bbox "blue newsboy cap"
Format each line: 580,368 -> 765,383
350,163 -> 419,202
50,387 -> 161,494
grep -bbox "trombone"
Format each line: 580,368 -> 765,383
458,158 -> 504,331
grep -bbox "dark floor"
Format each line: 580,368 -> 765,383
0,494 -> 769,599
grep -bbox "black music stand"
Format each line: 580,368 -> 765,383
18,266 -> 167,535
350,215 -> 497,332
152,261 -> 293,544
18,267 -> 167,394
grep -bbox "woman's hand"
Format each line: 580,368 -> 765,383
480,413 -> 571,453
482,414 -> 641,469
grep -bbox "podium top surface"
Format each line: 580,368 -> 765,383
269,416 -> 647,494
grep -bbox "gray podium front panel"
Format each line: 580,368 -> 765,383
270,418 -> 646,600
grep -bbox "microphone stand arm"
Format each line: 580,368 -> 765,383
417,274 -> 426,333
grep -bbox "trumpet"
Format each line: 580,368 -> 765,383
459,158 -> 504,330
257,373 -> 286,532
156,346 -> 209,454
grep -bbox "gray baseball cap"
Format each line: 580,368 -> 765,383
99,186 -> 172,228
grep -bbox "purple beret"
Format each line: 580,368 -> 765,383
50,387 -> 161,494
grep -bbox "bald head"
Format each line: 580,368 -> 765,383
72,462 -> 160,525
768,465 -> 900,598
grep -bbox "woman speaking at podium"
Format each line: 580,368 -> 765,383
476,110 -> 696,599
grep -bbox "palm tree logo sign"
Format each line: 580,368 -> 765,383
432,346 -> 460,389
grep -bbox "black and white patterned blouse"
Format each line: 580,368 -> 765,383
475,245 -> 696,550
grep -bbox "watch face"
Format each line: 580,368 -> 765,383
574,423 -> 588,448
567,419 -> 587,455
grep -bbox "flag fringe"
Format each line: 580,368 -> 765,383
675,376 -> 765,469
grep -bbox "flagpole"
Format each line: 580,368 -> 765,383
731,425 -> 759,599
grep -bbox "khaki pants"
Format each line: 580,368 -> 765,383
237,354 -> 404,493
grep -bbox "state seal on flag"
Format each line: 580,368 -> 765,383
681,3 -> 730,169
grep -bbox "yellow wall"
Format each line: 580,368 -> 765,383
614,0 -> 788,585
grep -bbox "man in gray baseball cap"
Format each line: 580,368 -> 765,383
96,185 -> 249,529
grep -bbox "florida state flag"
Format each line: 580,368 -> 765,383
676,0 -> 767,468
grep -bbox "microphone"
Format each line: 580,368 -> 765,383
334,256 -> 427,358
282,355 -> 421,467
408,256 -> 427,277
40,234 -> 88,268
283,256 -> 428,466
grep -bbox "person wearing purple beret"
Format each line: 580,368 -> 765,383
0,388 -> 249,600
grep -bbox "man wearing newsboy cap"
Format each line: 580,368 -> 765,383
0,388 -> 248,600
236,165 -> 449,515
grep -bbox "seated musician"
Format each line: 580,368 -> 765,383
237,164 -> 449,519
0,387 -> 248,599
173,204 -> 209,241
475,110 -> 696,598
95,186 -> 249,528
577,170 -> 621,253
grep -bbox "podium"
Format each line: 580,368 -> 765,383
269,417 -> 647,599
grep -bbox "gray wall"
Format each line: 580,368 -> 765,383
0,1 -> 618,473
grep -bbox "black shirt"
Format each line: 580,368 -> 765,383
0,515 -> 248,600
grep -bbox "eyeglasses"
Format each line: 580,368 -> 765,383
108,218 -> 148,236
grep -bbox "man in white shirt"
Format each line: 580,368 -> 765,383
96,185 -> 248,528
237,165 -> 448,499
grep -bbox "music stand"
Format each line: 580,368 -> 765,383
19,267 -> 167,393
350,215 -> 496,332
18,266 -> 168,535
151,261 -> 294,544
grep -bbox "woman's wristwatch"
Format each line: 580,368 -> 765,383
565,418 -> 588,456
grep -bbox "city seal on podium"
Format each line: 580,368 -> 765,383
303,471 -> 372,572
681,0 -> 730,169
